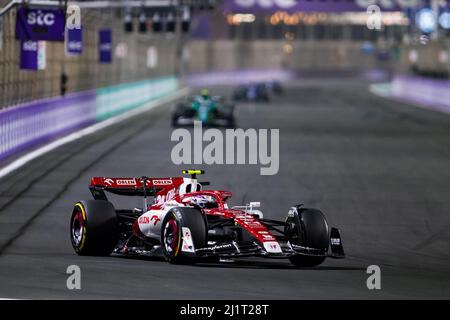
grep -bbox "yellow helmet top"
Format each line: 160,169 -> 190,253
200,89 -> 209,97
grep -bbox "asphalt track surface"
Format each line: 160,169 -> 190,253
0,78 -> 449,299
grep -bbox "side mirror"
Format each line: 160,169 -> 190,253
249,202 -> 260,208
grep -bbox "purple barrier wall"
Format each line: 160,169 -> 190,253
391,75 -> 450,115
371,75 -> 450,115
0,76 -> 179,162
0,91 -> 97,161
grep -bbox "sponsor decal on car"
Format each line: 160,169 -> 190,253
261,234 -> 276,240
236,213 -> 255,220
150,215 -> 160,225
263,241 -> 282,253
287,207 -> 297,217
138,216 -> 150,224
153,179 -> 173,186
104,178 -> 114,186
331,238 -> 341,245
181,227 -> 195,253
197,243 -> 234,252
243,220 -> 263,228
155,188 -> 177,206
211,243 -> 233,250
138,215 -> 161,226
116,179 -> 136,186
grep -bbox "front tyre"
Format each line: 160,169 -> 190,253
290,254 -> 325,268
161,207 -> 207,264
70,200 -> 118,256
286,208 -> 329,267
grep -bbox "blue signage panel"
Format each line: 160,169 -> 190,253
99,29 -> 112,63
20,40 -> 46,70
15,7 -> 65,41
66,27 -> 83,55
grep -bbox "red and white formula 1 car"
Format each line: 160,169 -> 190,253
70,170 -> 344,266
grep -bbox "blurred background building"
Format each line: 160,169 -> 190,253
1,0 -> 450,110
188,0 -> 450,77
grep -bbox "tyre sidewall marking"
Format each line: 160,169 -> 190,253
74,203 -> 87,251
173,214 -> 182,257
164,212 -> 182,258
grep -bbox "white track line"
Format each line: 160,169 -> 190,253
0,88 -> 189,180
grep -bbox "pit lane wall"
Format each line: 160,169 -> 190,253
0,76 -> 178,161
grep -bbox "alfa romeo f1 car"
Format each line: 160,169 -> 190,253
172,92 -> 235,127
70,170 -> 344,267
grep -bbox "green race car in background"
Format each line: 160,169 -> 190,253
172,89 -> 235,127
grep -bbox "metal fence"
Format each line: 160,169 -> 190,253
0,5 -> 178,110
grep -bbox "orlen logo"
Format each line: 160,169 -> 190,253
138,215 -> 160,226
116,179 -> 136,186
27,10 -> 55,26
153,179 -> 172,186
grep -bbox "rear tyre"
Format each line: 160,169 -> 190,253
286,208 -> 329,267
161,207 -> 207,264
70,200 -> 118,256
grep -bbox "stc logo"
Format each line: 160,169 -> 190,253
23,41 -> 38,51
27,10 -> 55,26
100,44 -> 112,51
235,0 -> 296,9
68,42 -> 82,50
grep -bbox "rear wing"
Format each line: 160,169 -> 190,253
89,177 -> 183,200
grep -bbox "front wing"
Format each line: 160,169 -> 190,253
195,236 -> 345,260
173,116 -> 233,127
114,227 -> 345,260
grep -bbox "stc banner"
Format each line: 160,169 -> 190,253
99,29 -> 112,63
15,7 -> 65,41
20,40 -> 46,71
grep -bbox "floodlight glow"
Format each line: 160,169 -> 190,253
416,8 -> 436,33
416,8 -> 436,34
439,12 -> 450,29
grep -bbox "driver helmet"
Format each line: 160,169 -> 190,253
200,89 -> 210,99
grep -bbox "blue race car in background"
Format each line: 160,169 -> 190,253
232,81 -> 283,102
